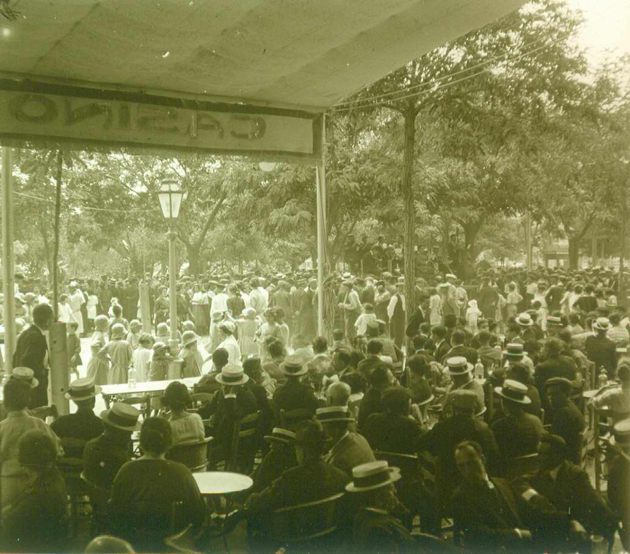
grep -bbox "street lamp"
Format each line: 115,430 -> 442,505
158,175 -> 184,354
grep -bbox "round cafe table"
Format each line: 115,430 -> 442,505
193,471 -> 253,496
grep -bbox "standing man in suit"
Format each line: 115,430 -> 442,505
338,280 -> 362,342
478,278 -> 499,322
387,282 -> 406,349
13,303 -> 54,409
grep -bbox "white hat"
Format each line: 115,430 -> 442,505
495,379 -> 531,405
446,357 -> 473,376
215,364 -> 249,386
65,377 -> 102,401
346,461 -> 401,492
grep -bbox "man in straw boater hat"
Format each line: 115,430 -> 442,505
50,377 -> 104,458
250,428 -> 298,494
417,390 -> 498,526
526,432 -> 617,548
452,439 -> 589,554
207,364 -> 258,472
346,460 -> 422,551
513,312 -> 538,343
491,380 -> 543,474
608,418 -> 630,550
245,420 -> 348,545
83,403 -> 141,490
272,354 -> 319,426
317,406 -> 375,477
503,342 -> 534,374
544,377 -> 585,466
585,317 -> 617,380
441,357 -> 485,419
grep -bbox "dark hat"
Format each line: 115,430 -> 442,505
101,403 -> 141,431
281,354 -> 308,376
65,377 -> 101,401
613,418 -> 630,447
346,461 -> 401,493
450,389 -> 478,411
381,387 -> 412,410
316,406 -> 354,423
495,379 -> 531,405
545,377 -> 572,393
264,427 -> 296,445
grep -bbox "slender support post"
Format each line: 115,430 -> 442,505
168,224 -> 179,354
315,115 -> 327,336
2,147 -> 16,374
620,181 -> 627,306
526,210 -> 532,273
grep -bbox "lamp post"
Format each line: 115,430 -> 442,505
158,176 -> 184,355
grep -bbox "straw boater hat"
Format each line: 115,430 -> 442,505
515,313 -> 534,327
494,379 -> 531,405
547,316 -> 562,328
593,317 -> 612,331
182,330 -> 199,348
503,343 -> 525,359
446,357 -> 473,376
10,367 -> 39,389
110,323 -> 126,340
264,428 -> 297,445
316,406 -> 355,423
100,403 -> 141,431
65,377 -> 102,401
281,354 -> 308,377
346,461 -> 401,493
215,364 -> 249,386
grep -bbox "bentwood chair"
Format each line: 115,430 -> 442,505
279,408 -> 313,431
166,437 -> 213,472
228,411 -> 261,474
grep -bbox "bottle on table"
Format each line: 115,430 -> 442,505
597,368 -> 608,389
474,361 -> 485,380
128,367 -> 137,389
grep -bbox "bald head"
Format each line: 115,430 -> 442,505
85,535 -> 135,553
326,381 -> 351,407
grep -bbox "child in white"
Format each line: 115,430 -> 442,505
355,303 -> 377,336
132,333 -> 154,382
466,299 -> 481,335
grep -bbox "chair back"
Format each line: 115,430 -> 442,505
81,472 -> 110,534
228,411 -> 261,472
268,492 -> 344,544
109,499 -> 185,547
58,437 -> 88,471
504,453 -> 539,479
189,392 -> 214,413
580,427 -> 589,468
166,437 -> 213,472
279,408 -> 313,431
164,523 -> 202,554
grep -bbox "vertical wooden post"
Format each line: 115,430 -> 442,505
49,322 -> 69,415
315,115 -> 327,337
620,181 -> 627,307
526,210 -> 532,272
139,281 -> 152,333
2,147 -> 16,373
168,222 -> 179,355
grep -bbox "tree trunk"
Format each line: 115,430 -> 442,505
568,236 -> 580,269
52,150 -> 63,319
401,105 -> 417,316
186,244 -> 201,277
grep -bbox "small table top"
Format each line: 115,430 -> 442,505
101,376 -> 202,397
193,471 -> 253,496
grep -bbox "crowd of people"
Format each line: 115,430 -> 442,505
0,263 -> 629,552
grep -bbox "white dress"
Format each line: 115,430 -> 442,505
132,347 -> 153,382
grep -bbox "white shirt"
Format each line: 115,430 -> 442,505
211,292 -> 229,314
387,293 -> 406,319
218,334 -> 241,365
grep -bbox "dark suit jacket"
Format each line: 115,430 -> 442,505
13,325 -> 49,408
530,460 -> 617,537
352,508 -> 417,554
357,387 -> 384,430
434,340 -> 452,364
441,344 -> 478,365
585,335 -> 617,379
325,432 -> 375,477
491,413 -> 543,471
405,308 -> 425,338
251,444 -> 298,494
549,401 -> 585,465
272,379 -> 319,422
357,356 -> 390,381
363,412 -> 424,455
534,357 -> 576,407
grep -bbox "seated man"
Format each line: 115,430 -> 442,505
83,403 -> 140,490
491,379 -> 543,475
317,406 -> 375,477
363,387 -> 424,455
250,428 -> 298,494
441,357 -> 485,420
246,420 -> 348,542
589,363 -> 630,424
528,433 -> 618,543
545,378 -> 586,465
357,339 -> 390,381
272,355 -> 319,424
326,381 -> 351,407
406,354 -> 433,406
506,362 -> 542,418
358,364 -> 394,430
50,378 -> 104,458
453,440 -> 588,553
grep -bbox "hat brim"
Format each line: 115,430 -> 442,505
281,366 -> 308,376
13,376 -> 39,389
346,469 -> 401,492
447,364 -> 473,376
100,410 -> 141,431
416,394 -> 435,407
516,320 -> 533,327
215,374 -> 249,386
65,385 -> 102,401
264,435 -> 295,445
183,338 -> 199,347
317,416 -> 356,424
495,388 -> 531,405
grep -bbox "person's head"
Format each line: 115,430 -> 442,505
129,319 -> 141,333
95,315 -> 109,332
411,334 -> 426,353
451,329 -> 465,346
382,387 -> 411,416
243,356 -> 263,383
162,381 -> 191,412
618,364 -> 630,387
363,303 -> 374,314
455,441 -> 487,486
3,379 -> 31,412
366,339 -> 383,356
343,371 -> 367,395
212,348 -> 229,371
218,321 -> 236,338
67,320 -> 79,334
295,420 -> 327,464
332,329 -> 344,344
312,336 -> 328,355
568,313 -> 581,327
32,303 -> 54,330
477,330 -> 492,346
112,304 -> 122,318
609,313 -> 621,326
450,389 -> 477,417
263,308 -> 276,324
369,363 -> 392,390
18,430 -> 58,476
478,319 -> 489,332
431,325 -> 447,341
546,378 -> 572,410
407,353 -> 430,385
267,339 -> 285,360
139,417 -> 173,457
85,535 -> 136,553
139,333 -> 154,349
538,432 -> 567,470
545,338 -> 564,358
346,461 -> 400,512
506,362 -> 530,386
326,381 -> 351,407
332,348 -> 352,371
